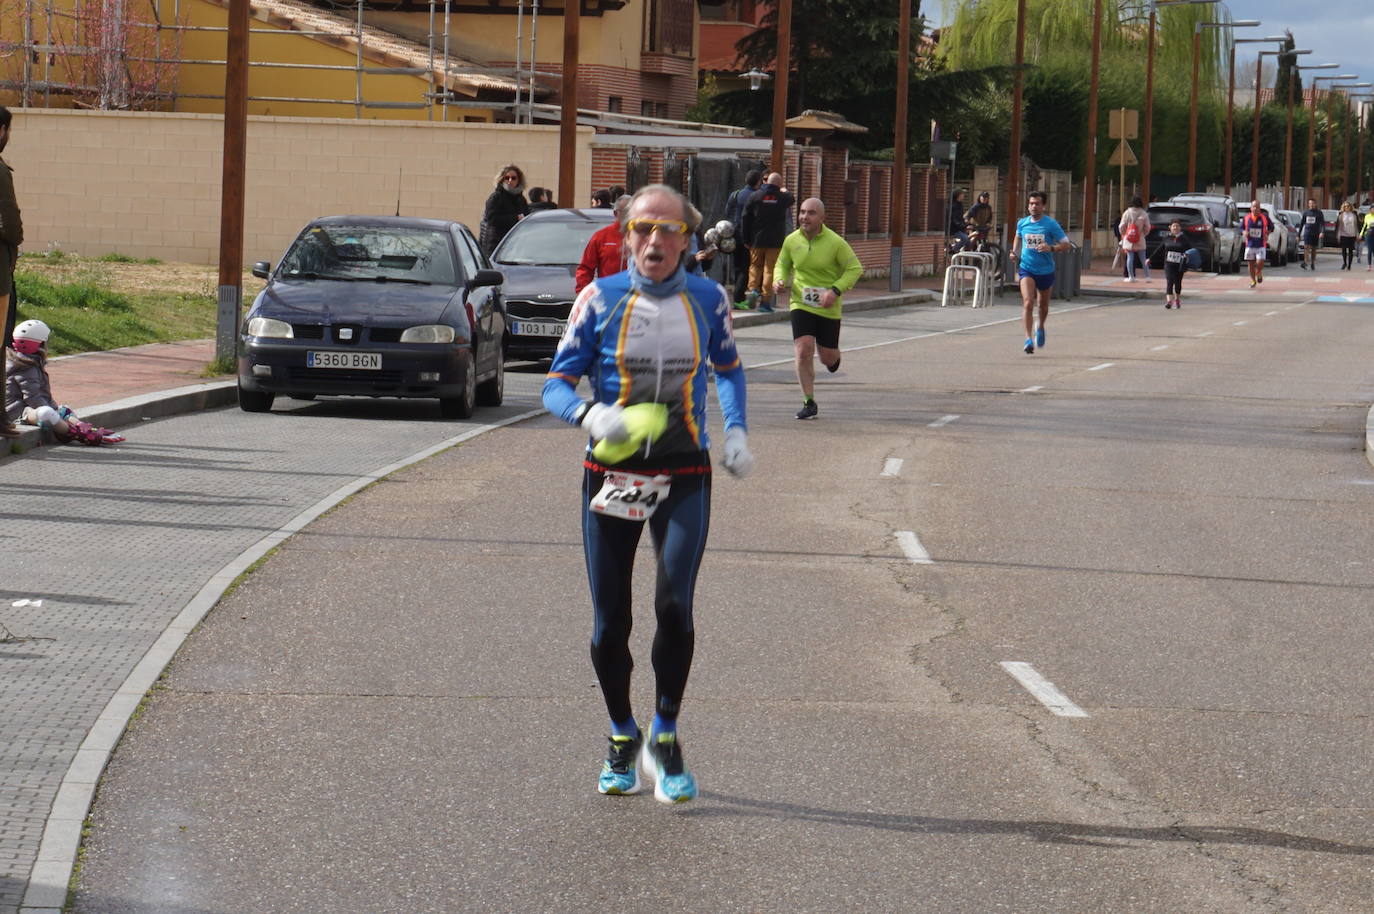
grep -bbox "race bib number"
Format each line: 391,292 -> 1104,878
1305,216 -> 1316,225
1166,250 -> 1184,264
1248,227 -> 1263,239
590,471 -> 671,521
802,287 -> 827,307
1024,233 -> 1046,248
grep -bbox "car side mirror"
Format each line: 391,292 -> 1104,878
251,261 -> 271,279
469,269 -> 504,289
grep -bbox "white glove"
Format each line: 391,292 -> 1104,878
581,402 -> 629,443
721,426 -> 755,478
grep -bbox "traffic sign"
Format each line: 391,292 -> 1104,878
1108,109 -> 1139,140
1108,140 -> 1138,167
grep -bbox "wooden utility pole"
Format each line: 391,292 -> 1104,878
1141,3 -> 1156,203
215,0 -> 249,363
1081,0 -> 1102,261
557,0 -> 580,207
769,0 -> 792,174
1004,0 -> 1026,254
888,0 -> 910,292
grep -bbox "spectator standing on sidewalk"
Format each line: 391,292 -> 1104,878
1117,197 -> 1150,282
740,172 -> 794,312
5,320 -> 123,445
1361,207 -> 1374,271
527,187 -> 557,212
479,164 -> 529,256
1336,202 -> 1360,270
723,169 -> 761,308
0,106 -> 22,438
1299,199 -> 1325,270
773,197 -> 862,421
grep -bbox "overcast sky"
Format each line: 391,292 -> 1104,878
925,3 -> 1374,89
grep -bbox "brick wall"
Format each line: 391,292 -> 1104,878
5,108 -> 592,264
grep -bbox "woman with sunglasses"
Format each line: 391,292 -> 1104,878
542,184 -> 754,804
478,164 -> 529,256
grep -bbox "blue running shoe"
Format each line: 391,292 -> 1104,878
597,731 -> 643,795
1023,338 -> 1035,354
640,732 -> 697,804
1035,326 -> 1045,349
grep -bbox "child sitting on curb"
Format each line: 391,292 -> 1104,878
5,319 -> 124,445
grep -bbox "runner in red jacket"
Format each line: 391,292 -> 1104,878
575,195 -> 630,293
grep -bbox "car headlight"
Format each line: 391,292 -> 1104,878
247,317 -> 293,338
400,324 -> 456,344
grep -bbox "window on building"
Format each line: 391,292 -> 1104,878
607,96 -> 623,114
642,100 -> 657,118
645,0 -> 695,55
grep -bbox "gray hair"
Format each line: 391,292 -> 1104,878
627,184 -> 702,231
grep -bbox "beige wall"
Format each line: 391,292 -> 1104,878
5,108 -> 591,265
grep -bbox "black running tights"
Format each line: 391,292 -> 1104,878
582,468 -> 710,726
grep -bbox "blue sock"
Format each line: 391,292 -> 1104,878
610,717 -> 639,739
651,713 -> 676,739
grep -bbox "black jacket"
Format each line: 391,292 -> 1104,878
741,183 -> 795,249
480,186 -> 530,254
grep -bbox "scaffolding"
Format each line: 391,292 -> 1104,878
0,0 -> 543,118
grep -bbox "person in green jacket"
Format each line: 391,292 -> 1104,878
772,197 -> 862,420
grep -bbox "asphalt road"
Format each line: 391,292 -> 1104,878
71,294 -> 1374,913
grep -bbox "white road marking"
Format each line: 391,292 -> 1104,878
1233,320 -> 1249,326
10,599 -> 42,608
1087,362 -> 1114,371
881,458 -> 904,477
1265,310 -> 1279,316
1150,345 -> 1169,351
999,662 -> 1090,718
1020,385 -> 1044,393
895,530 -> 933,565
749,302 -> 1107,369
1198,331 -> 1214,337
928,414 -> 960,428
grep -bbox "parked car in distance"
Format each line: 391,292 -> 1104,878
1276,210 -> 1301,263
1146,203 -> 1221,273
1169,193 -> 1242,272
491,207 -> 618,360
1322,209 -> 1339,248
1254,203 -> 1289,266
238,215 -> 506,419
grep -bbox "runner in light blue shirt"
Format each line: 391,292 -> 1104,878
1011,190 -> 1071,354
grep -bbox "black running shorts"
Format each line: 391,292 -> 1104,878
790,307 -> 842,349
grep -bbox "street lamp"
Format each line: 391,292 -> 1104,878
1330,83 -> 1371,204
1250,43 -> 1301,199
1227,36 -> 1289,196
1290,62 -> 1338,207
1145,0 -> 1222,203
742,68 -> 770,91
1308,73 -> 1356,204
1350,95 -> 1374,205
1190,19 -> 1262,192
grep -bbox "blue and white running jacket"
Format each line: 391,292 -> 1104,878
541,265 -> 747,469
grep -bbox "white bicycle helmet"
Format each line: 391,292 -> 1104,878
13,319 -> 51,355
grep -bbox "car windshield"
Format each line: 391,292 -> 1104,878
494,218 -> 609,265
279,225 -> 457,284
1175,199 -> 1228,225
1149,207 -> 1204,225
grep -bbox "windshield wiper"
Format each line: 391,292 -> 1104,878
369,275 -> 433,284
284,271 -> 363,281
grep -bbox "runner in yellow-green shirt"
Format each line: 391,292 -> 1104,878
772,198 -> 862,420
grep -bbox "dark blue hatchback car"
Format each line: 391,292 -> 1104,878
238,215 -> 505,418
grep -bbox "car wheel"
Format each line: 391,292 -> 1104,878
476,344 -> 505,407
238,384 -> 274,413
440,350 -> 476,419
